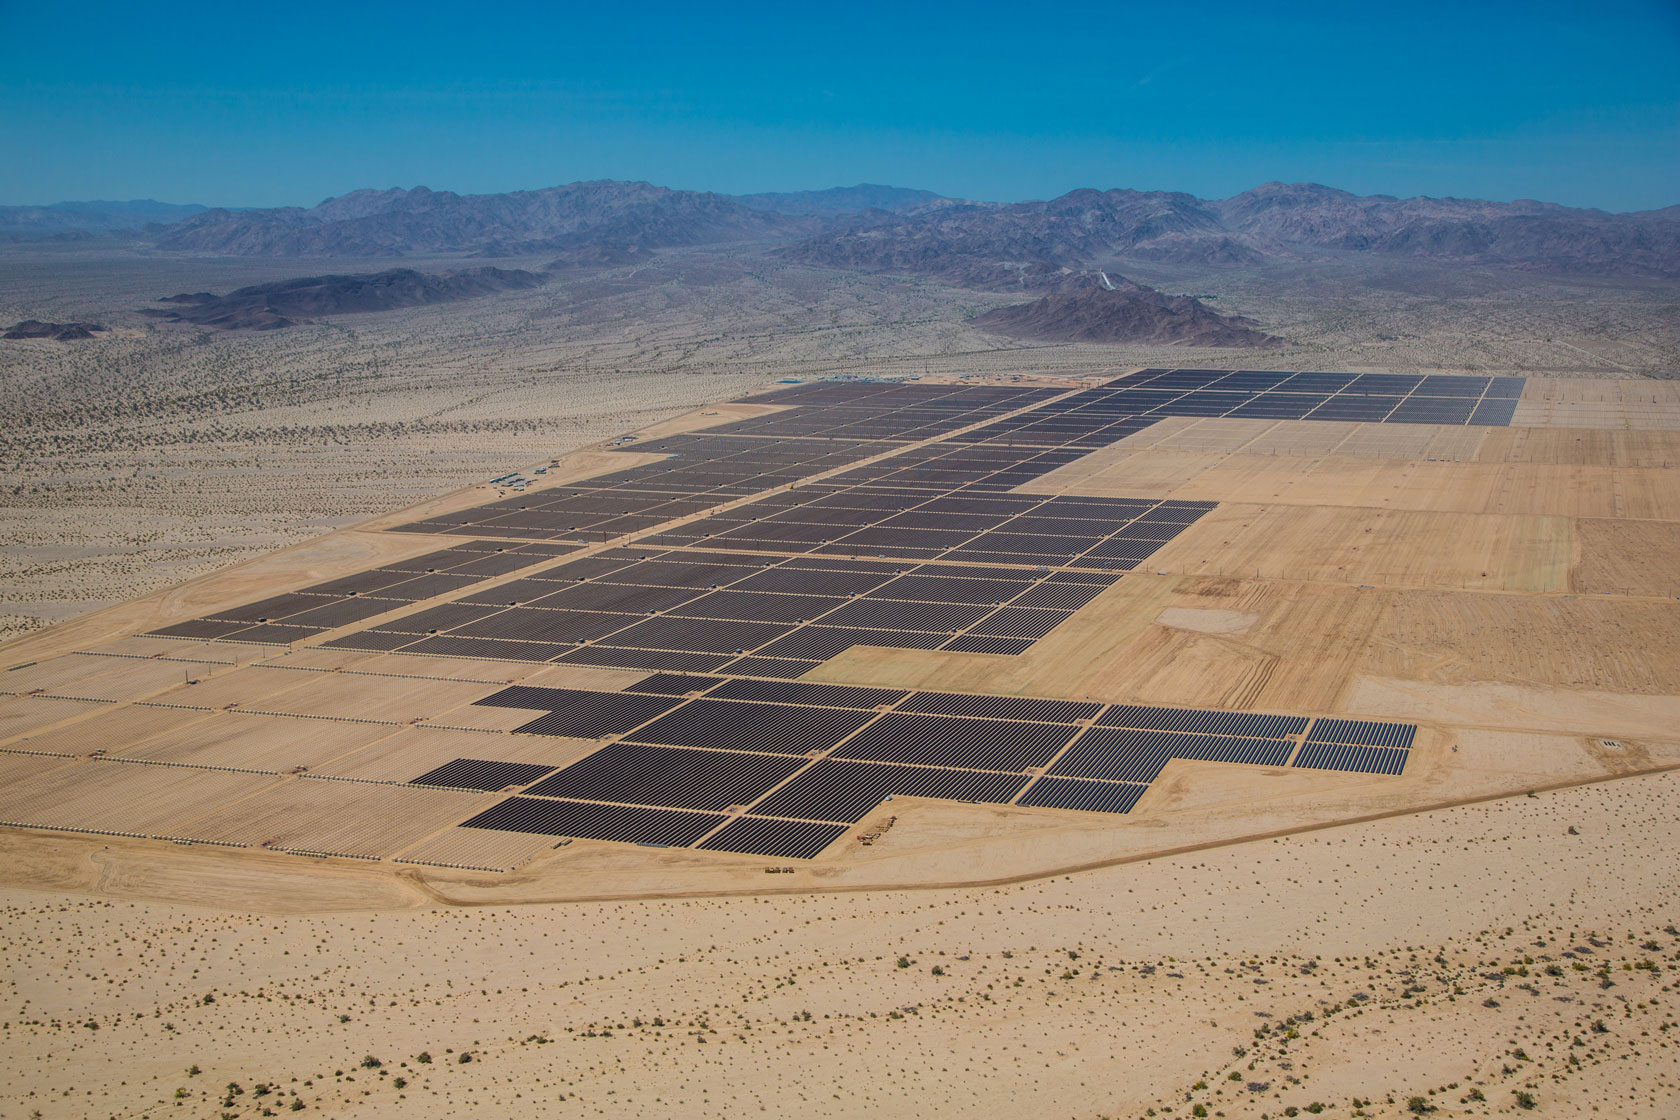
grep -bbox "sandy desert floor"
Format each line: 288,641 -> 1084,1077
1,770 -> 1675,1119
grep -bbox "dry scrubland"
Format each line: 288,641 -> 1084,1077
2,774 -> 1676,1119
3,245 -> 1677,641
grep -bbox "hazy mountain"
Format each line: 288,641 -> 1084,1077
0,200 -> 208,237
974,276 -> 1281,347
784,183 -> 1680,279
734,183 -> 948,216
23,178 -> 1671,278
137,267 -> 547,330
781,188 -> 1224,280
153,181 -> 795,257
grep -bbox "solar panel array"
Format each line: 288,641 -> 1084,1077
137,370 -> 1456,863
148,539 -> 578,644
311,544 -> 1134,675
153,369 -> 1520,653
1290,716 -> 1416,775
431,680 -> 1416,858
948,370 -> 1523,448
388,382 -> 1062,540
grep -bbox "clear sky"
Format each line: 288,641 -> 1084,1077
2,0 -> 1676,211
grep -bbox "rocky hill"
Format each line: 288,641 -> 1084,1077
3,320 -> 108,341
137,267 -> 547,330
974,277 -> 1282,347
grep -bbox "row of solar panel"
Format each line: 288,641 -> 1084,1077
957,393 -> 1518,435
698,384 -> 1064,442
380,381 -> 1088,542
312,541 -> 1127,668
412,669 -> 1417,857
447,725 -> 1398,855
149,540 -> 582,643
473,683 -> 1406,774
1111,369 -> 1525,398
388,429 -> 901,538
441,729 -> 1397,854
385,388 -> 1078,540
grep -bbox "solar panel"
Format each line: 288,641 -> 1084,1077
1016,776 -> 1147,814
454,608 -> 636,644
1416,375 -> 1490,397
149,618 -> 254,640
1305,719 -> 1416,749
697,816 -> 850,858
479,686 -> 683,735
749,759 -> 1032,823
207,593 -> 325,623
1098,704 -> 1309,738
895,692 -> 1102,723
462,797 -> 726,846
750,626 -> 944,660
939,634 -> 1036,655
531,581 -> 704,614
1469,398 -> 1519,426
667,590 -> 846,624
555,646 -> 735,673
522,742 -> 807,811
969,607 -> 1073,639
704,678 -> 909,709
622,673 -> 725,695
232,624 -> 328,645
870,574 -> 1033,605
816,599 -> 995,632
1052,728 -> 1292,782
377,602 -> 497,633
321,629 -> 418,651
831,712 -> 1078,771
1292,741 -> 1409,775
409,759 -> 559,791
626,698 -> 877,754
604,615 -> 796,655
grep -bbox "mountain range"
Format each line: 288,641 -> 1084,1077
0,199 -> 208,238
782,183 -> 1680,280
9,179 -> 1673,279
150,182 -> 795,257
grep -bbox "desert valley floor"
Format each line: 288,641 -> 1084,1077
3,366 -> 1678,1118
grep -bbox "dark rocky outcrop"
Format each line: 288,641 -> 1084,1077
974,278 -> 1281,348
3,320 -> 107,341
139,267 -> 547,330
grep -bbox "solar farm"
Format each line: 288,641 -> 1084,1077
3,368 -> 1678,898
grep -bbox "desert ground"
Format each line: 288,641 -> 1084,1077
3,247 -> 1679,1118
2,771 -> 1675,1120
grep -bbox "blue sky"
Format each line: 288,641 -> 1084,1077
2,0 -> 1676,210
